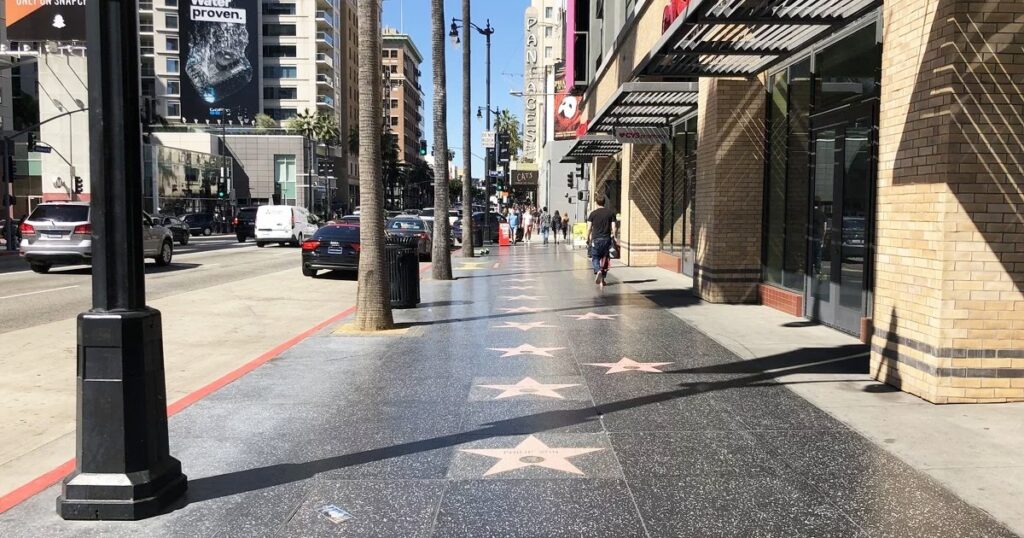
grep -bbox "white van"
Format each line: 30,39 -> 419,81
255,205 -> 318,247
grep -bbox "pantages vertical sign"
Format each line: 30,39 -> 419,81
522,6 -> 542,163
179,0 -> 260,122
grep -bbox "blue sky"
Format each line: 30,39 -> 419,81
382,0 -> 529,178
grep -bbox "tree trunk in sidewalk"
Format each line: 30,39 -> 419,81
354,0 -> 394,331
431,0 -> 454,279
460,0 -> 474,257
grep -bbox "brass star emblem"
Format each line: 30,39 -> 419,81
585,357 -> 673,374
460,435 -> 604,476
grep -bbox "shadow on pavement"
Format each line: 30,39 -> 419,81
180,343 -> 871,507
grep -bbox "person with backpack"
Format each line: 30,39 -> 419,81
587,194 -> 617,286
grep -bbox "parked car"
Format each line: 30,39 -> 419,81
19,202 -> 174,273
419,208 -> 460,226
453,212 -> 505,243
183,213 -> 216,236
233,207 -> 259,243
385,216 -> 433,260
255,205 -> 318,247
157,214 -> 190,246
328,215 -> 360,225
301,224 -> 361,277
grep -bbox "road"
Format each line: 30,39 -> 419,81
0,235 -> 362,498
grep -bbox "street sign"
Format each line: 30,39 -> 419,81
31,143 -> 52,154
481,130 -> 495,149
488,171 -> 504,178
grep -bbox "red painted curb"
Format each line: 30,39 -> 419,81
0,264 -> 436,514
0,304 -> 358,515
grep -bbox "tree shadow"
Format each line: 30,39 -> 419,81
178,343 -> 870,506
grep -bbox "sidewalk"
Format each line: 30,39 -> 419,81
0,246 -> 1017,536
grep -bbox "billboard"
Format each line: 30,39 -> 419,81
178,0 -> 260,122
553,62 -> 581,141
4,0 -> 86,42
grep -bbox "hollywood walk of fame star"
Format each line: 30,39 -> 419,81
460,435 -> 604,476
505,285 -> 536,290
563,312 -> 621,320
501,295 -> 543,301
488,344 -> 565,357
507,277 -> 537,283
477,377 -> 580,400
498,306 -> 546,314
585,357 -> 673,374
457,262 -> 486,271
492,321 -> 557,332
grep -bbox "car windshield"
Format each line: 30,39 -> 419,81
184,214 -> 210,223
314,225 -> 360,242
419,209 -> 434,217
29,205 -> 89,222
238,208 -> 257,219
388,219 -> 425,231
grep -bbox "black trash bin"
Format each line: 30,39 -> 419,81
471,226 -> 484,248
386,235 -> 421,308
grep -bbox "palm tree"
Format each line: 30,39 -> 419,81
494,109 -> 523,157
430,0 -> 453,280
461,0 -> 474,257
354,0 -> 394,331
254,113 -> 277,133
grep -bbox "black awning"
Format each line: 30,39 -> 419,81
639,0 -> 881,78
588,82 -> 698,134
561,135 -> 622,163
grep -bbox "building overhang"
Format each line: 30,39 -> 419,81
561,135 -> 622,163
587,82 -> 698,135
638,0 -> 882,78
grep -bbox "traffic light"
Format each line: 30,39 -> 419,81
26,133 -> 36,152
566,172 -> 574,189
578,191 -> 585,201
74,176 -> 84,195
418,139 -> 427,156
216,179 -> 227,199
497,133 -> 511,164
7,153 -> 16,179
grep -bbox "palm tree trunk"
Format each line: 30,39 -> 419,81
460,0 -> 474,257
354,0 -> 394,331
431,0 -> 453,279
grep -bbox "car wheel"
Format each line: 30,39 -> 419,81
302,266 -> 318,278
30,263 -> 51,274
237,235 -> 246,243
256,242 -> 266,248
203,227 -> 212,236
179,235 -> 189,247
155,241 -> 173,266
292,234 -> 303,247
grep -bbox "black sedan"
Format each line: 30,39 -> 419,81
453,212 -> 506,243
157,215 -> 190,246
233,207 -> 258,243
301,224 -> 360,277
386,217 -> 433,261
183,213 -> 216,236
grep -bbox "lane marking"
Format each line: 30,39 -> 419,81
0,286 -> 79,300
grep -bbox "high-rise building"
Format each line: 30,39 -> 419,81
339,0 -> 359,201
382,28 -> 424,165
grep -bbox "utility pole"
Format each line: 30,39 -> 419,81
58,0 -> 186,519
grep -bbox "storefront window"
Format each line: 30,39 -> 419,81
784,60 -> 812,291
816,24 -> 881,113
764,72 -> 788,286
661,116 -> 697,255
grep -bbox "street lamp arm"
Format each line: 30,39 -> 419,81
4,107 -> 89,141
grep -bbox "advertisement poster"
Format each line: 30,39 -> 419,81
553,62 -> 581,141
178,0 -> 259,122
4,0 -> 86,41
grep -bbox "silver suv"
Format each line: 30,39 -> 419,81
19,202 -> 175,274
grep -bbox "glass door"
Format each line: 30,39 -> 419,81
806,102 -> 877,335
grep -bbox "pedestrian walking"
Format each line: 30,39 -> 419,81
540,207 -> 552,245
586,194 -> 617,287
508,208 -> 520,245
523,206 -> 534,245
551,210 -> 561,244
562,214 -> 570,242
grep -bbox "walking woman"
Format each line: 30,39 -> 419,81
561,213 -> 570,243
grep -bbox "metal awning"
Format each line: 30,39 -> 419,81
588,82 -> 698,134
639,0 -> 882,78
561,135 -> 622,163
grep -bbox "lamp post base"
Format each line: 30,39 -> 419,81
57,309 -> 187,520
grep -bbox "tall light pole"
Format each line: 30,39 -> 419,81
59,0 -> 186,519
450,17 -> 494,243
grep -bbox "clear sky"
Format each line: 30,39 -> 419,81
382,0 -> 529,179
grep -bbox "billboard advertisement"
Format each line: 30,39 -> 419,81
553,62 -> 581,141
4,0 -> 86,41
178,0 -> 260,122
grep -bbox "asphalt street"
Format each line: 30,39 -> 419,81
0,235 -> 300,333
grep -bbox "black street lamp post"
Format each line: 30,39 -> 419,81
57,0 -> 187,520
450,17 -> 495,242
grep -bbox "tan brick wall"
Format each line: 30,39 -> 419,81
619,143 -> 663,267
694,78 -> 766,303
873,0 -> 1024,403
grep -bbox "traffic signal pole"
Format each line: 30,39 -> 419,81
58,0 -> 186,519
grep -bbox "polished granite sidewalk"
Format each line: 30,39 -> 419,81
0,245 -> 1016,537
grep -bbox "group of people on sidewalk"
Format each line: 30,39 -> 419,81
505,205 -> 571,246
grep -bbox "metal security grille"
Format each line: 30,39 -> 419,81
641,0 -> 882,78
562,135 -> 623,163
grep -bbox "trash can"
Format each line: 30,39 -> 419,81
386,235 -> 420,308
471,226 -> 484,248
